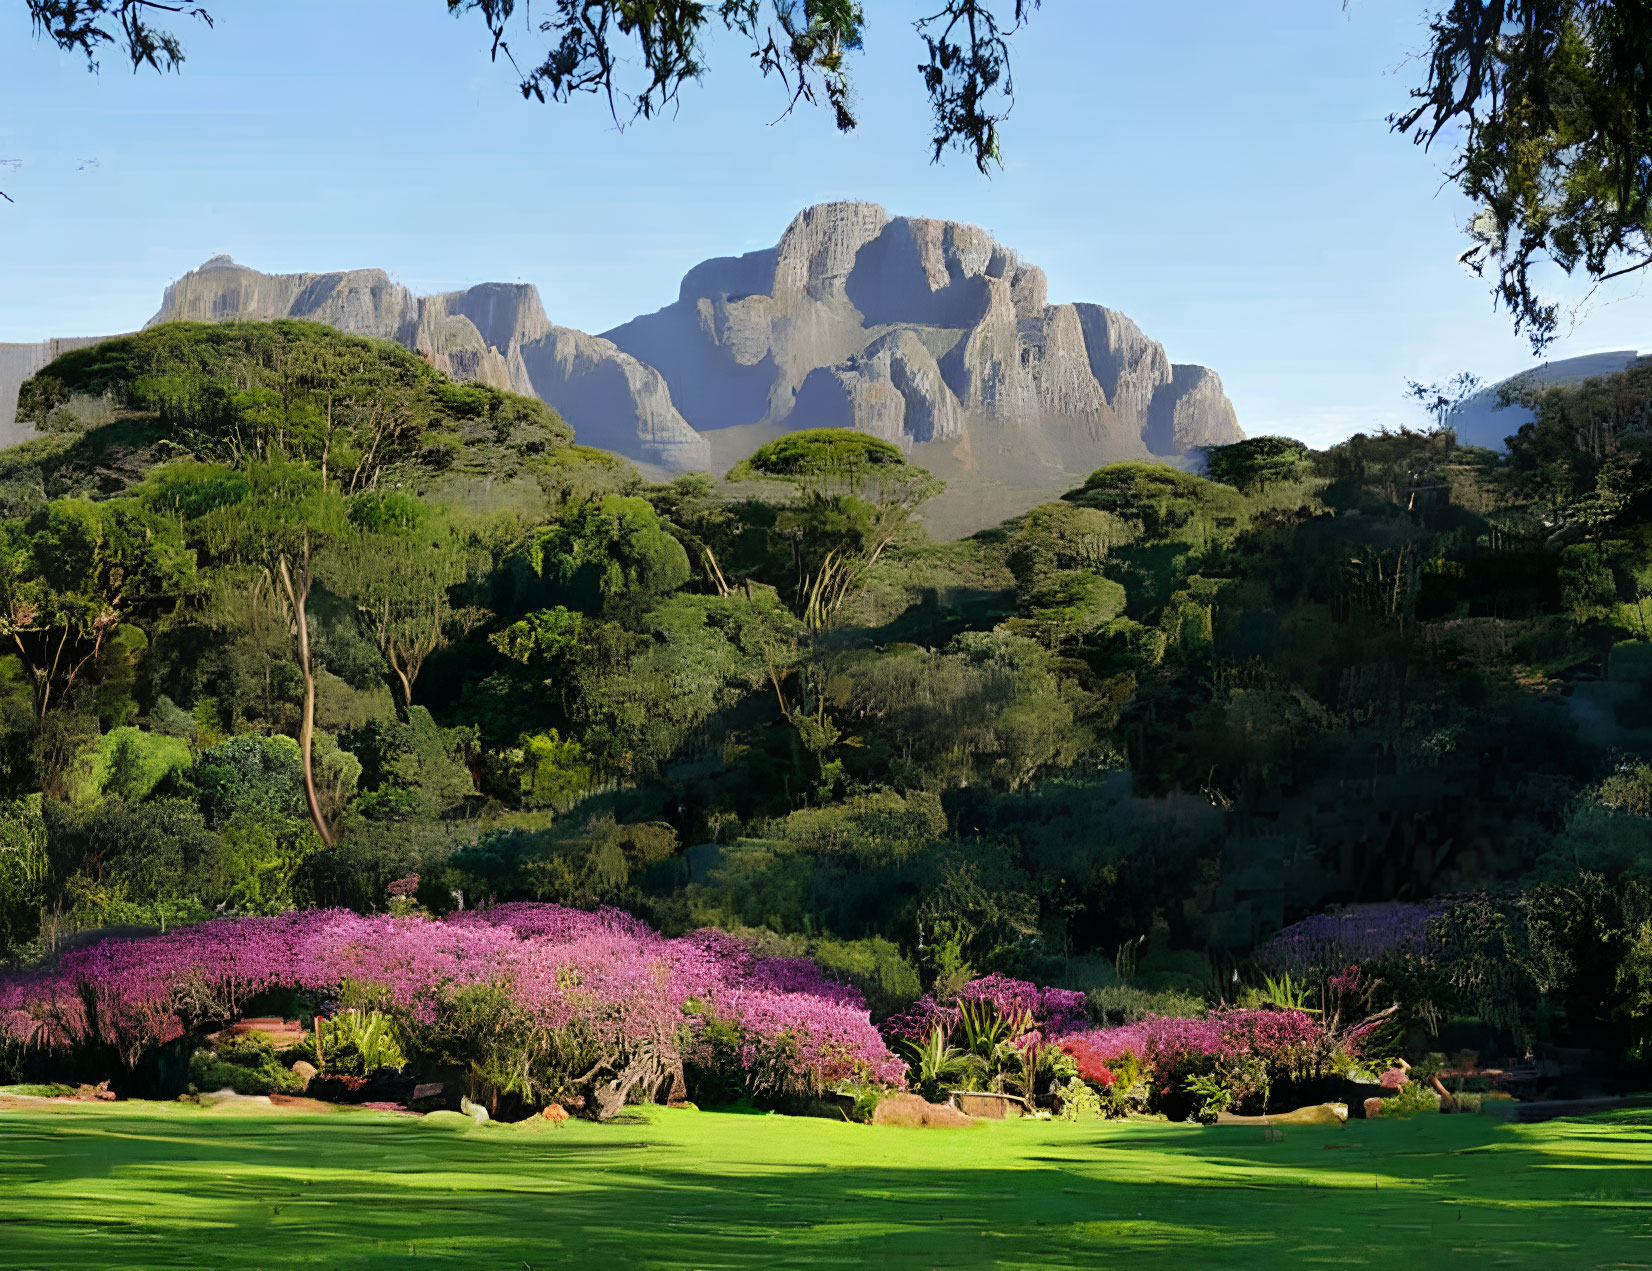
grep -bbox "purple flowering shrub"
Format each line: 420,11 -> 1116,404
1258,903 -> 1443,977
0,904 -> 905,1107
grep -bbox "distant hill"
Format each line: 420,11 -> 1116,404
1450,350 -> 1649,450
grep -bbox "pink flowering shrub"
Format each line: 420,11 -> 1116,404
882,973 -> 1086,1046
0,905 -> 905,1102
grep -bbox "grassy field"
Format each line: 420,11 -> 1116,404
1,1100 -> 1648,1270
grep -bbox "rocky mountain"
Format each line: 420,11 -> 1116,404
604,203 -> 1241,462
1449,350 -> 1649,450
148,256 -> 710,471
6,203 -> 1242,533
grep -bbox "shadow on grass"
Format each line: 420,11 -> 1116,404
0,1108 -> 1647,1270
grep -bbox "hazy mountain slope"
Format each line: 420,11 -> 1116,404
1450,350 -> 1649,450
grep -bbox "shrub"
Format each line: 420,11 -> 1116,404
289,1008 -> 407,1077
187,1030 -> 303,1096
1058,1008 -> 1362,1118
1087,984 -> 1205,1026
0,903 -> 905,1112
1055,1075 -> 1103,1120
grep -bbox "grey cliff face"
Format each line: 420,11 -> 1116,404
789,330 -> 963,447
1148,365 -> 1243,452
1073,305 -> 1172,436
605,201 -> 1239,469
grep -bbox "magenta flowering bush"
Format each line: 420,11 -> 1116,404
882,973 -> 1087,1045
0,904 -> 905,1099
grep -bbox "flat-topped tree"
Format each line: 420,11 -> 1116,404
18,321 -> 572,495
1203,436 -> 1314,495
1063,462 -> 1247,547
729,429 -> 942,630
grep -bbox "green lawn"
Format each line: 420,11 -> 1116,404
1,1101 -> 1648,1269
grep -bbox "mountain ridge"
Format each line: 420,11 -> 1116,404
3,203 -> 1246,530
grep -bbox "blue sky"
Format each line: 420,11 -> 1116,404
1,0 -> 1647,447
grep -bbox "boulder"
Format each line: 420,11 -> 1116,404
1215,1103 -> 1348,1127
409,1081 -> 452,1113
871,1093 -> 973,1129
1364,1097 -> 1386,1120
198,1089 -> 273,1110
290,1060 -> 318,1090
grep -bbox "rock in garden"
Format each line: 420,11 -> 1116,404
1364,1097 -> 1385,1119
198,1089 -> 273,1110
290,1060 -> 317,1089
871,1093 -> 973,1129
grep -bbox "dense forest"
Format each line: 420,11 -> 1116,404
1,320 -> 1648,1074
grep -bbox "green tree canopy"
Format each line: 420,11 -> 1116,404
1062,463 -> 1247,546
0,497 -> 196,729
1203,437 -> 1314,494
20,321 -> 570,491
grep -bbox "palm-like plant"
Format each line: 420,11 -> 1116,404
1253,972 -> 1316,1013
957,999 -> 1032,1053
902,1024 -> 970,1101
955,999 -> 1036,1093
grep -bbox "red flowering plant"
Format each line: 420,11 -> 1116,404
1053,1006 -> 1372,1119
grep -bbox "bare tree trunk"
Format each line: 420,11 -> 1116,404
386,641 -> 414,719
279,536 -> 334,846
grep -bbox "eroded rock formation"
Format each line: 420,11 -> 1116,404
605,201 -> 1241,466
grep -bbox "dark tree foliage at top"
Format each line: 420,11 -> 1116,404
25,0 -> 212,73
449,0 -> 1039,172
1393,0 -> 1652,350
449,0 -> 866,136
915,0 -> 1041,170
18,0 -> 1038,175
